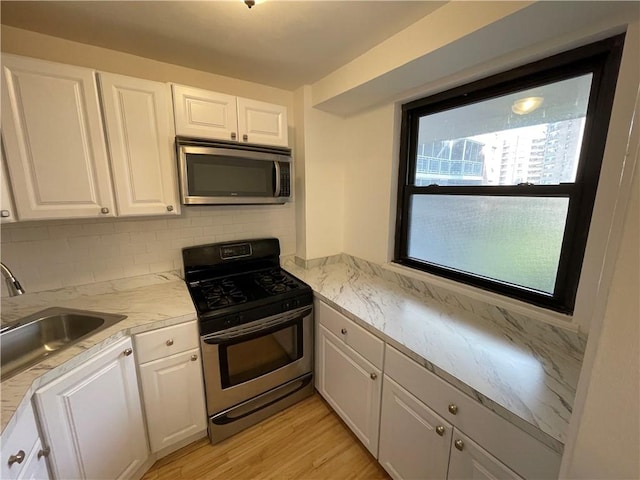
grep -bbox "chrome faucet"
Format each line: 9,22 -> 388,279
1,262 -> 25,296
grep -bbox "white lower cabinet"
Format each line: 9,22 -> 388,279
378,375 -> 452,480
448,430 -> 523,480
134,321 -> 207,455
34,337 -> 148,480
15,437 -> 50,480
316,323 -> 382,456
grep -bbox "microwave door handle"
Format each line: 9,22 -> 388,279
273,161 -> 281,197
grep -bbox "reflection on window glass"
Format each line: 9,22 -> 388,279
413,75 -> 592,187
407,196 -> 569,293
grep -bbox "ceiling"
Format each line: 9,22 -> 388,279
0,1 -> 446,91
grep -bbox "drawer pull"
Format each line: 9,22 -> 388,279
166,339 -> 174,346
370,372 -> 377,380
341,328 -> 347,335
37,447 -> 50,460
435,425 -> 445,436
123,348 -> 133,356
191,354 -> 198,361
8,450 -> 25,466
448,404 -> 458,415
454,439 -> 464,451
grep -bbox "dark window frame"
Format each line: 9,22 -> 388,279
394,34 -> 625,314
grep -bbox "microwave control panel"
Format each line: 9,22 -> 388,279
279,163 -> 291,197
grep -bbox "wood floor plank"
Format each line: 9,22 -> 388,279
141,393 -> 389,480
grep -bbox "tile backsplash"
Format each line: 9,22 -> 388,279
0,204 -> 295,296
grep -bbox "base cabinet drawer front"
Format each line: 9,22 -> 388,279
314,299 -> 384,369
34,337 -> 148,480
384,345 -> 561,479
448,430 -> 523,480
379,375 -> 453,480
317,324 -> 382,457
1,403 -> 46,480
139,347 -> 207,453
135,320 -> 199,364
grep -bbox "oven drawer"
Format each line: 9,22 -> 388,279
135,321 -> 199,364
314,299 -> 384,369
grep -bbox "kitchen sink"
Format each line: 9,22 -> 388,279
1,307 -> 127,380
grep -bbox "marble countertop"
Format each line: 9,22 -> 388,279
2,259 -> 581,456
1,272 -> 196,437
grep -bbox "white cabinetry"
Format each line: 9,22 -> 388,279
315,300 -> 383,457
98,72 -> 180,216
378,376 -> 452,480
1,402 -> 50,480
134,321 -> 207,455
34,337 -> 148,480
1,54 -> 115,220
448,430 -> 523,480
172,84 -> 288,147
1,146 -> 17,223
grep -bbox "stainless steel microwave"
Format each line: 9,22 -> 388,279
176,138 -> 292,205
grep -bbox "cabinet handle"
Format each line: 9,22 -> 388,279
231,132 -> 237,140
191,354 -> 198,361
123,348 -> 133,356
435,426 -> 445,436
166,205 -> 174,212
0,210 -> 10,218
242,134 -> 248,142
454,439 -> 464,451
7,450 -> 25,466
341,328 -> 347,335
100,207 -> 109,214
166,339 -> 174,346
370,372 -> 377,380
448,404 -> 458,415
37,447 -> 50,460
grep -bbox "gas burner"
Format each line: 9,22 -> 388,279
202,280 -> 248,309
253,270 -> 300,295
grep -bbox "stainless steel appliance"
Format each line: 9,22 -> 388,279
183,238 -> 313,444
176,138 -> 292,205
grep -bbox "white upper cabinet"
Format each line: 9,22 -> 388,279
1,146 -> 17,223
98,72 -> 180,216
172,84 -> 289,147
1,54 -> 116,220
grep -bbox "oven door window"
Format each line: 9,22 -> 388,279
186,154 -> 275,197
219,319 -> 303,388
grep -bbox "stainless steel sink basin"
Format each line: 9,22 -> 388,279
1,307 -> 127,380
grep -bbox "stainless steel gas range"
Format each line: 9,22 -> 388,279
182,238 -> 314,444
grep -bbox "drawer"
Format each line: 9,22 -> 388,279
384,345 -> 561,479
314,299 -> 384,369
134,321 -> 199,364
1,402 -> 39,480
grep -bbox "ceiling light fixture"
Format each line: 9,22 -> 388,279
244,0 -> 255,8
511,96 -> 544,115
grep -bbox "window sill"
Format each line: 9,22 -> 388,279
383,261 -> 577,332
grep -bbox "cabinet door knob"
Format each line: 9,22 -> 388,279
242,134 -> 248,141
454,439 -> 464,451
435,425 -> 445,436
191,354 -> 198,361
7,450 -> 25,466
0,210 -> 10,218
341,328 -> 347,335
166,205 -> 174,212
37,447 -> 50,460
370,372 -> 377,380
123,348 -> 133,356
166,339 -> 174,346
231,132 -> 237,140
100,207 -> 109,214
448,404 -> 458,415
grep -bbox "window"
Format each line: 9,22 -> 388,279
395,35 -> 625,313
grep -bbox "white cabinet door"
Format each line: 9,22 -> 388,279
237,97 -> 288,147
139,347 -> 207,453
1,400 -> 43,480
16,438 -> 50,480
34,337 -> 148,480
99,72 -> 180,216
1,54 -> 115,220
1,144 -> 17,223
448,430 -> 523,480
378,376 -> 453,480
316,324 -> 381,457
172,84 -> 238,142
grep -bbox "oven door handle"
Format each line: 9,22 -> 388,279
201,307 -> 311,344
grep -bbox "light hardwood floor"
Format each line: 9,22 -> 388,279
142,393 -> 390,480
